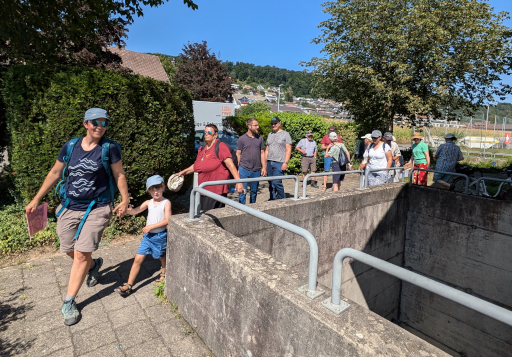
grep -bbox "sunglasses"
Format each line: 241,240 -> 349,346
271,123 -> 279,126
204,130 -> 214,135
90,119 -> 110,128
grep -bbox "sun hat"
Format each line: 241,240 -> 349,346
383,132 -> 393,141
411,132 -> 423,140
167,173 -> 184,192
328,132 -> 338,141
84,108 -> 109,121
361,133 -> 372,140
445,133 -> 456,139
306,130 -> 313,136
146,175 -> 164,190
371,130 -> 382,138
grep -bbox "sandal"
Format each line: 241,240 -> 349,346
114,283 -> 132,297
321,185 -> 327,193
156,272 -> 165,283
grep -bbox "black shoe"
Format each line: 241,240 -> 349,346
311,182 -> 319,189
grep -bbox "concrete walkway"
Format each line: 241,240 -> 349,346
0,239 -> 212,357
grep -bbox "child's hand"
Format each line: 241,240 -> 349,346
142,226 -> 151,234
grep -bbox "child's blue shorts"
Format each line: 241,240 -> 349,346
137,231 -> 167,259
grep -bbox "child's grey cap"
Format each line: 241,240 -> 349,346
146,175 -> 164,190
84,108 -> 109,121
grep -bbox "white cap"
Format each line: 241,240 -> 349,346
361,133 -> 372,140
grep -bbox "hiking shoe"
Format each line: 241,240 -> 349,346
62,299 -> 81,326
86,257 -> 103,287
311,181 -> 319,189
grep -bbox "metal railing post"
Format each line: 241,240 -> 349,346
190,175 -> 300,218
360,167 -> 405,189
188,187 -> 324,299
409,168 -> 470,193
193,173 -> 199,217
322,248 -> 512,327
302,171 -> 363,198
474,177 -> 512,196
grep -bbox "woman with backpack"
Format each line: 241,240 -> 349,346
364,130 -> 393,186
324,132 -> 351,192
178,123 -> 244,211
24,108 -> 130,327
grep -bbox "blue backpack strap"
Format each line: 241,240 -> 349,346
54,138 -> 80,216
74,200 -> 97,239
101,138 -> 121,208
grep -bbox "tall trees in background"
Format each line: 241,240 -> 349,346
308,0 -> 512,132
174,41 -> 234,102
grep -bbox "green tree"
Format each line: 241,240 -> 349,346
235,101 -> 270,117
285,87 -> 294,102
153,53 -> 178,82
308,0 -> 512,133
1,0 -> 198,67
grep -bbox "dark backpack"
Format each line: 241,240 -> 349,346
201,140 -> 238,177
54,137 -> 121,239
333,144 -> 349,166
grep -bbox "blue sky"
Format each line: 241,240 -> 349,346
125,0 -> 512,100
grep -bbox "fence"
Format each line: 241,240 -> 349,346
361,167 -> 406,189
187,187 -> 324,299
409,168 -> 470,193
301,170 -> 363,199
321,248 -> 512,327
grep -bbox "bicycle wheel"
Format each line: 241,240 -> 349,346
450,177 -> 467,193
498,186 -> 512,201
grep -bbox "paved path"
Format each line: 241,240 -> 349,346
0,239 -> 212,357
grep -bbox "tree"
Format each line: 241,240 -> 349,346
174,41 -> 234,102
285,87 -> 294,102
153,53 -> 178,82
307,0 -> 512,132
236,101 -> 270,117
0,0 -> 198,67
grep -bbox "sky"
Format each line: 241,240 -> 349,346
125,0 -> 512,100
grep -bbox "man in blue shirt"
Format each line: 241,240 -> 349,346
433,133 -> 464,189
296,131 -> 318,188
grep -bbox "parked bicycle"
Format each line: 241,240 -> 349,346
450,165 -> 512,200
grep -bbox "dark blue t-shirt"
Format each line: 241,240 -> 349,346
57,137 -> 121,211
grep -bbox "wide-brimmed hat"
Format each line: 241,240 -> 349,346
445,133 -> 456,139
411,132 -> 423,140
167,173 -> 184,192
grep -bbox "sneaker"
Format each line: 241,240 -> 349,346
86,257 -> 103,287
61,299 -> 81,326
311,181 -> 319,189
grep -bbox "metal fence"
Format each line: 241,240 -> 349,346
361,167 -> 406,189
409,168 -> 470,193
301,170 -> 363,199
321,248 -> 512,327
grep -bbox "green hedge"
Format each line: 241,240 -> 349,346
223,111 -> 358,174
2,65 -> 195,205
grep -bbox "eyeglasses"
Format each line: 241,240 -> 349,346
204,130 -> 214,135
90,120 -> 109,128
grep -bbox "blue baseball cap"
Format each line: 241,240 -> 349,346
84,108 -> 109,121
146,175 -> 164,190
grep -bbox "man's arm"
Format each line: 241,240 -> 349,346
281,144 -> 292,171
111,160 -> 129,217
236,149 -> 241,166
260,150 -> 267,176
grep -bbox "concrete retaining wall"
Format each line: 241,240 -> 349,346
402,186 -> 512,357
166,204 -> 447,357
212,184 -> 408,321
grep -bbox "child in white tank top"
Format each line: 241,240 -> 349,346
115,175 -> 171,296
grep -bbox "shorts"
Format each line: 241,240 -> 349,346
57,204 -> 112,253
137,231 -> 167,259
324,157 -> 333,171
433,173 -> 452,182
332,163 -> 347,183
301,157 -> 316,172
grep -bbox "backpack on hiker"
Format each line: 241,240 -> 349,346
333,144 -> 350,166
54,137 -> 122,239
201,140 -> 238,178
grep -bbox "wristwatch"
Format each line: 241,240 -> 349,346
284,162 -> 288,164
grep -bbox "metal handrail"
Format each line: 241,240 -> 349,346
302,171 -> 363,198
474,177 -> 512,196
188,187 -> 323,298
190,175 -> 299,217
322,248 -> 512,327
409,168 -> 470,194
363,167 -> 405,188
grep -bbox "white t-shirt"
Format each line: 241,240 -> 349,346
368,143 -> 391,172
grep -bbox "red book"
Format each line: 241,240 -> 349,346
26,203 -> 48,240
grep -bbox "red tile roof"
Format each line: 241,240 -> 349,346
108,47 -> 170,83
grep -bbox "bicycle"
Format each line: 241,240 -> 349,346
450,165 -> 512,199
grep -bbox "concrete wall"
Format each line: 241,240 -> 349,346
211,184 -> 408,321
166,208 -> 447,357
402,186 -> 512,357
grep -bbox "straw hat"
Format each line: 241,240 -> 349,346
167,173 -> 184,192
411,132 -> 423,140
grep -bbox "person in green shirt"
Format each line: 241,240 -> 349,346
407,132 -> 430,185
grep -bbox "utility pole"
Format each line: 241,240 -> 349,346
277,84 -> 283,112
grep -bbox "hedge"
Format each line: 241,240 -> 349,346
2,65 -> 195,205
223,111 -> 359,174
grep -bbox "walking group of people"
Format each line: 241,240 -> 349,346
24,107 -> 465,327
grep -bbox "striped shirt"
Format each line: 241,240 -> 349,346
434,142 -> 463,172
